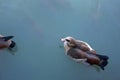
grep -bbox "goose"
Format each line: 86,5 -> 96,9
61,36 -> 109,70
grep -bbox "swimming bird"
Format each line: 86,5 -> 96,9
61,36 -> 109,70
0,35 -> 16,50
61,36 -> 97,54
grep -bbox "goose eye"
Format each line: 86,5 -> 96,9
66,39 -> 70,42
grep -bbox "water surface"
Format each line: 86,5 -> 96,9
0,0 -> 120,80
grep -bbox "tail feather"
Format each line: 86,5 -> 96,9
102,60 -> 108,67
2,36 -> 14,41
96,54 -> 109,70
96,54 -> 109,60
99,60 -> 108,70
9,40 -> 16,48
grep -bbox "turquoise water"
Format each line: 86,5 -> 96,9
0,0 -> 120,80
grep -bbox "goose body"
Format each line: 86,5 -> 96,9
61,36 -> 109,70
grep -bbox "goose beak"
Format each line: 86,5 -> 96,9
61,38 -> 65,42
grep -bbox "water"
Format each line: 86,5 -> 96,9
0,0 -> 120,80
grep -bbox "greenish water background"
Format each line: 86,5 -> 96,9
0,0 -> 120,80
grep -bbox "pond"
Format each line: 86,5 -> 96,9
0,0 -> 120,80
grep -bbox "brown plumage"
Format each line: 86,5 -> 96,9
67,48 -> 100,65
61,36 -> 109,70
